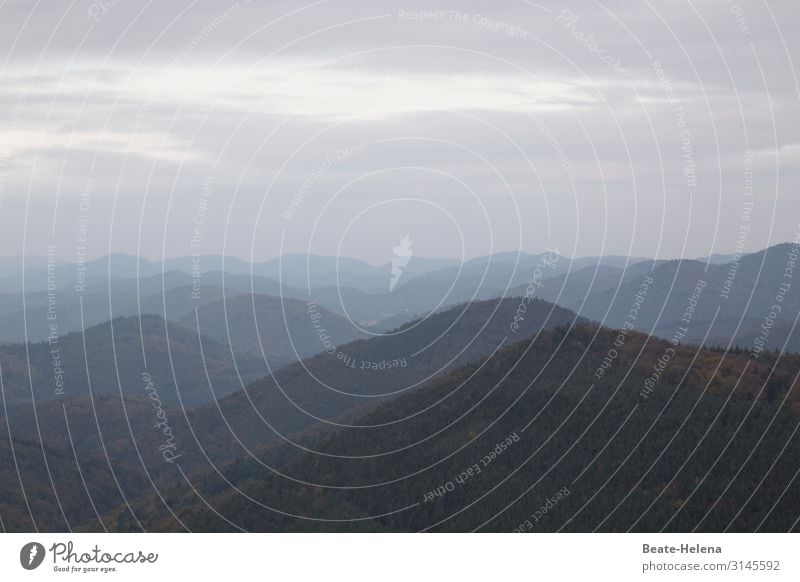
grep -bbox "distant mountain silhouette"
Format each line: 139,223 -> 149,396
0,269 -> 309,344
503,244 -> 800,354
180,293 -> 365,364
0,250 -> 655,337
0,314 -> 264,410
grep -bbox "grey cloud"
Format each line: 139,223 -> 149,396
0,0 -> 798,263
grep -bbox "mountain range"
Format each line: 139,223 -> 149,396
2,244 -> 800,532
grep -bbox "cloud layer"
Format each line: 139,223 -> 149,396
1,0 -> 798,264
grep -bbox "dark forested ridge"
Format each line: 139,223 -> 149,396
0,296 -> 580,531
101,324 -> 800,532
0,394 -> 191,532
3,292 -> 800,532
0,313 -> 267,532
179,296 -> 583,465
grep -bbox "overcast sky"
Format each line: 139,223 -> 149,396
1,0 -> 798,264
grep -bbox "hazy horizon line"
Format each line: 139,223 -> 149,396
0,241 -> 793,269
